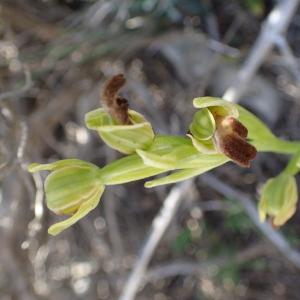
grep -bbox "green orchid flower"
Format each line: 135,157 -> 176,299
190,97 -> 300,156
189,97 -> 257,167
28,159 -> 104,236
85,108 -> 154,154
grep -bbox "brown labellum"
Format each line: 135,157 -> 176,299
101,74 -> 132,125
213,116 -> 257,167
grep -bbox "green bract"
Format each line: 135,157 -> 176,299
29,159 -> 104,235
85,108 -> 154,154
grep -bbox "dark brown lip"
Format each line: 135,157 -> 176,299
101,74 -> 132,125
213,115 -> 257,167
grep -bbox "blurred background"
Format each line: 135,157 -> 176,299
1,0 -> 300,299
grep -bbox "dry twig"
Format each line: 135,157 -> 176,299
224,0 -> 299,102
144,241 -> 270,281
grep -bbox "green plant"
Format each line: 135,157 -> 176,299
28,74 -> 300,235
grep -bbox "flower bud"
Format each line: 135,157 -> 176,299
85,108 -> 154,154
28,159 -> 104,235
259,173 -> 298,227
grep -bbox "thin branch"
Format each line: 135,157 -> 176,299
201,174 -> 300,268
0,230 -> 39,300
0,66 -> 32,101
17,121 -> 28,163
275,35 -> 300,83
223,0 -> 299,102
144,241 -> 270,281
118,181 -> 192,300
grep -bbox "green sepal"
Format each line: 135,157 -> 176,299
85,108 -> 154,154
44,164 -> 101,214
193,97 -> 239,118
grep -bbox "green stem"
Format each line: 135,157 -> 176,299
258,138 -> 300,155
283,151 -> 300,176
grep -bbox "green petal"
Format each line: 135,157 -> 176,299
48,185 -> 104,236
189,108 -> 215,140
193,97 -> 239,118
